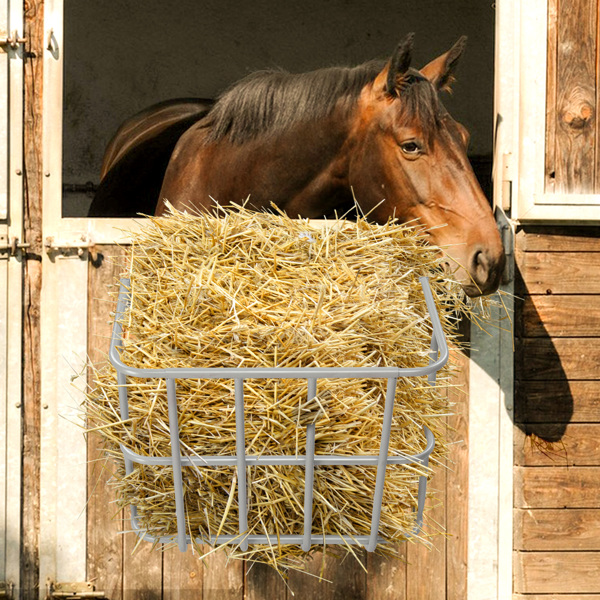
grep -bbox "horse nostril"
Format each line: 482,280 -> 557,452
471,249 -> 490,285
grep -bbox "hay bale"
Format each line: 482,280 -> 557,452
87,204 -> 478,574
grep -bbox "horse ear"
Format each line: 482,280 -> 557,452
373,33 -> 415,98
385,33 -> 415,97
420,36 -> 467,92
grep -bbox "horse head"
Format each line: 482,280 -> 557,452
349,34 -> 505,297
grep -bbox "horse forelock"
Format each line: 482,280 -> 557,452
200,61 -> 384,145
393,69 -> 446,148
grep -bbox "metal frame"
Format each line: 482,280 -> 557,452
108,276 -> 448,552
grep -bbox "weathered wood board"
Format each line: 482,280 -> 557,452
520,294 -> 600,337
515,222 -> 600,596
515,423 -> 600,466
515,508 -> 600,551
514,551 -> 600,594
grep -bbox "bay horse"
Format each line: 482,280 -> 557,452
89,34 -> 505,297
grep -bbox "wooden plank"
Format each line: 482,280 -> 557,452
286,550 -> 367,599
366,545 -> 406,600
515,466 -> 600,508
244,560 -> 288,600
515,338 -> 600,380
521,294 -> 600,337
22,0 -> 45,594
553,0 -> 597,193
514,551 -> 600,594
405,467 -> 446,599
517,252 -> 600,294
162,546 -> 203,600
515,423 -> 600,466
444,350 -> 469,600
515,508 -> 600,550
87,247 -> 126,600
516,227 -> 600,251
201,549 -> 244,600
515,380 -> 600,423
122,530 -> 163,600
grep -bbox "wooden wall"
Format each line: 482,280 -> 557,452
86,245 -> 470,599
545,0 -> 600,193
514,227 -> 600,597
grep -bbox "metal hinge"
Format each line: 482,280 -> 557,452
0,30 -> 26,51
47,581 -> 107,600
0,235 -> 30,256
0,582 -> 14,599
501,152 -> 514,211
44,235 -> 98,262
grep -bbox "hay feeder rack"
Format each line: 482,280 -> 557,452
109,275 -> 449,553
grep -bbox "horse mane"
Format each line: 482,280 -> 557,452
200,60 -> 445,146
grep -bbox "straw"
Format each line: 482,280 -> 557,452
86,203 -> 496,574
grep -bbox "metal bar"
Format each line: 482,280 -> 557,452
413,426 -> 435,533
166,378 -> 187,551
136,530 -> 390,547
367,376 -> 398,552
418,276 -> 449,371
302,378 -> 317,551
116,371 -> 134,477
119,432 -> 435,468
234,378 -> 249,551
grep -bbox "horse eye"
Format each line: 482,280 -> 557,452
400,141 -> 422,155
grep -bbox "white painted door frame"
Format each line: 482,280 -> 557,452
0,0 -> 23,594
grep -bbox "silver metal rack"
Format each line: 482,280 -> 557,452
109,275 -> 449,553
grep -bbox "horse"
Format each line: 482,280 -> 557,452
89,34 -> 505,297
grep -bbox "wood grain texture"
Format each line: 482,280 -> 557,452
201,549 -> 244,600
514,551 -> 600,594
515,337 -> 600,380
244,560 -> 288,600
444,351 -> 469,600
87,246 -> 127,600
405,469 -> 446,600
553,0 -> 597,193
21,0 -> 45,595
515,423 -> 600,466
515,466 -> 600,508
122,531 -> 163,600
366,546 -> 407,600
515,508 -> 600,550
520,294 -> 600,337
516,227 -> 600,252
286,550 -> 367,599
517,252 -> 600,294
515,380 -> 600,423
162,546 -> 203,600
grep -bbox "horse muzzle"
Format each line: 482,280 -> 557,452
461,245 -> 506,297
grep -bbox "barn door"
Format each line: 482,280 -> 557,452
0,0 -> 23,595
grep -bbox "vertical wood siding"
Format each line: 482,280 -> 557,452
86,245 -> 470,599
545,0 -> 599,193
514,228 -> 600,596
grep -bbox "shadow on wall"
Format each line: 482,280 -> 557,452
513,265 -> 573,443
